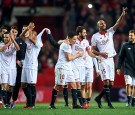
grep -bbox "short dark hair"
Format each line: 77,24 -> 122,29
68,31 -> 77,39
76,26 -> 86,34
11,26 -> 18,30
1,25 -> 7,30
129,30 -> 135,34
23,25 -> 28,27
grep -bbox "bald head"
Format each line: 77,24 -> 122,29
97,20 -> 106,31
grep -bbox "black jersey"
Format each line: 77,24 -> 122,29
117,41 -> 135,78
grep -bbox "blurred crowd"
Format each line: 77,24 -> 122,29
0,0 -> 135,73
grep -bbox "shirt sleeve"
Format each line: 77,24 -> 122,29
47,34 -> 60,49
62,43 -> 71,53
116,43 -> 126,69
91,35 -> 97,46
35,29 -> 45,48
85,40 -> 90,51
107,27 -> 115,35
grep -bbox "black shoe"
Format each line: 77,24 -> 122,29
48,105 -> 56,109
108,104 -> 115,109
95,97 -> 103,108
131,99 -> 135,107
65,104 -> 69,107
72,104 -> 82,109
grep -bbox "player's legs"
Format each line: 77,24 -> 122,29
1,83 -> 8,107
6,85 -> 14,106
12,67 -> 22,102
62,85 -> 68,106
132,85 -> 135,106
1,70 -> 9,107
49,68 -> 67,109
86,82 -> 92,103
26,69 -> 38,108
5,69 -> 17,107
95,59 -> 114,109
85,67 -> 93,105
124,75 -> 132,106
28,84 -> 36,107
49,85 -> 60,109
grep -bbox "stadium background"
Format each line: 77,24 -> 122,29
0,0 -> 134,103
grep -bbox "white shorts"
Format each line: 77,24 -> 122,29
99,58 -> 115,81
72,66 -> 80,82
21,68 -> 38,84
0,66 -> 1,84
1,68 -> 17,86
73,66 -> 85,83
124,75 -> 135,85
0,74 -> 1,84
85,67 -> 94,83
55,68 -> 75,85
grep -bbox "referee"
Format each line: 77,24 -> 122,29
10,25 -> 27,108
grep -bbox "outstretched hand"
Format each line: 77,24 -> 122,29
45,28 -> 51,34
122,7 -> 128,16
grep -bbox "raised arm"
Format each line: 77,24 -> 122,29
0,42 -> 11,51
10,32 -> 20,51
19,28 -> 29,41
45,28 -> 60,49
112,7 -> 127,31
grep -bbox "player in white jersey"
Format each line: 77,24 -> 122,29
85,46 -> 100,106
48,31 -> 83,109
91,7 -> 127,109
1,31 -> 20,108
72,26 -> 99,108
20,22 -> 43,108
0,25 -> 8,107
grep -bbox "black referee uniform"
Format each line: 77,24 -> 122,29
12,37 -> 27,101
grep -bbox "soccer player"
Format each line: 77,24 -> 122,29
91,7 -> 127,109
1,31 -> 20,108
0,25 -> 8,107
73,26 -> 99,108
20,22 -> 44,108
116,30 -> 135,107
45,29 -> 69,106
47,30 -> 83,109
10,25 -> 27,108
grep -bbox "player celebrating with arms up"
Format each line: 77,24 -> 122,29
91,7 -> 127,109
20,22 -> 44,108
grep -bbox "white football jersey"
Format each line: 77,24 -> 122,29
23,34 -> 43,70
72,38 -> 90,66
0,42 -> 4,73
85,46 -> 99,71
91,27 -> 116,57
55,43 -> 72,70
1,43 -> 16,69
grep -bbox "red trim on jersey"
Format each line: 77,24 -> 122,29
86,46 -> 90,51
77,37 -> 83,43
99,31 -> 107,36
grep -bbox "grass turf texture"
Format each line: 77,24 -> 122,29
0,102 -> 135,115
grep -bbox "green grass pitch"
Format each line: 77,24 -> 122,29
0,102 -> 135,115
